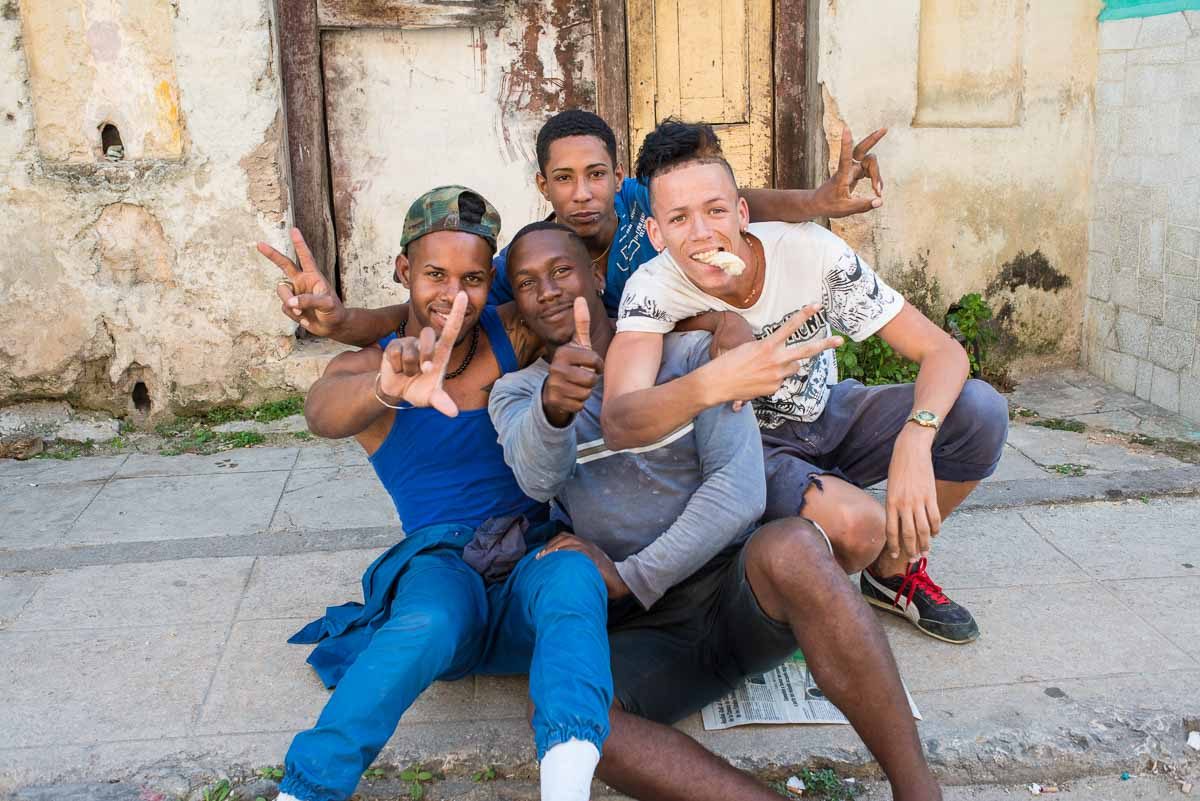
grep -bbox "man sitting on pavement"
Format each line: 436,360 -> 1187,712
488,220 -> 944,801
261,186 -> 612,801
602,119 -> 1009,644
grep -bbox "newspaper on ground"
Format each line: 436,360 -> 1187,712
702,651 -> 922,731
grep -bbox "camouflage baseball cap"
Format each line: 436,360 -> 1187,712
400,185 -> 501,253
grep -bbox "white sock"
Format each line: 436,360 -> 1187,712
275,794 -> 303,801
539,737 -> 600,801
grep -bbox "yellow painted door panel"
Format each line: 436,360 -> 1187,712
628,0 -> 772,187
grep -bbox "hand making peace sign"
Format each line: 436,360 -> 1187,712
377,291 -> 469,418
257,228 -> 349,337
813,125 -> 887,218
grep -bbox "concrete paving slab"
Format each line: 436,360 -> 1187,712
1009,373 -> 1125,417
0,574 -> 43,628
985,445 -> 1049,482
916,509 -> 1091,589
0,482 -> 104,550
63,472 -> 290,546
474,675 -> 533,721
196,618 -> 481,736
194,617 -> 331,735
677,668 -> 1200,785
293,439 -> 370,470
1009,369 -> 1200,441
880,581 -> 1196,693
1104,575 -> 1200,659
269,466 -> 397,531
115,447 -> 298,478
0,624 -> 227,749
1007,424 -> 1186,472
1021,498 -> 1200,580
8,557 -> 253,632
0,455 -> 127,482
237,548 -> 382,621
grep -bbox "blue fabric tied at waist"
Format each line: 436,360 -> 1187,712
288,522 -> 477,689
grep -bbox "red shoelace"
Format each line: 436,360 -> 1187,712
893,557 -> 950,607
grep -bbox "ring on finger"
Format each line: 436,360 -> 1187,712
276,278 -> 296,292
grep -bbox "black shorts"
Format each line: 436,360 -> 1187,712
607,531 -> 798,725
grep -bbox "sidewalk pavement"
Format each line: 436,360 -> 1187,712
1,370 -> 1198,800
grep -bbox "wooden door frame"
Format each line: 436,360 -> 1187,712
276,0 -> 505,284
591,0 -> 818,188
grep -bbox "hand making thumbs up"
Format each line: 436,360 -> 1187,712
540,296 -> 605,427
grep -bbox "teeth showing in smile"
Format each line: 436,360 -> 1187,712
693,249 -> 746,276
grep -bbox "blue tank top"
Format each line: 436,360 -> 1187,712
369,306 -> 545,532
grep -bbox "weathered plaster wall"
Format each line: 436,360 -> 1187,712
818,0 -> 1101,359
1081,12 -> 1200,422
324,0 -> 597,309
0,0 -> 298,418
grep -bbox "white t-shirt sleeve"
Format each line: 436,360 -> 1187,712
818,233 -> 905,341
615,260 -> 706,334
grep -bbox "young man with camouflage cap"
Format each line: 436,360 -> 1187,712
264,186 -> 611,801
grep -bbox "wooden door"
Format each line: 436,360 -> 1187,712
277,0 -> 594,309
626,0 -> 774,187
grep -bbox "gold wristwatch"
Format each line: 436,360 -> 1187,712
907,409 -> 941,430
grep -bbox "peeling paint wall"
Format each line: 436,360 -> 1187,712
0,0 -> 297,419
324,0 -> 597,309
818,0 -> 1100,359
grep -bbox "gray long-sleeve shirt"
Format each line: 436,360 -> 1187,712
488,332 -> 766,608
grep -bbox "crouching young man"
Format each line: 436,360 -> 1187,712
261,187 -> 611,801
488,221 -> 944,801
602,120 -> 1009,644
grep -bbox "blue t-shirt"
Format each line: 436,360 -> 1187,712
370,306 -> 545,532
489,178 -> 656,316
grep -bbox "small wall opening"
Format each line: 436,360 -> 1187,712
100,123 -> 124,160
131,381 -> 151,413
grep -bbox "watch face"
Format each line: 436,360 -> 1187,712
915,411 -> 937,424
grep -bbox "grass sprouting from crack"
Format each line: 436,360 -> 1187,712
1030,418 -> 1086,433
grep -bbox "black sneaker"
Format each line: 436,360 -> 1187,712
861,558 -> 979,644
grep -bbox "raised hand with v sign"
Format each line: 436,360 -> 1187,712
704,304 -> 844,407
378,291 -> 469,418
811,125 -> 887,218
257,228 -> 349,337
541,296 -> 605,427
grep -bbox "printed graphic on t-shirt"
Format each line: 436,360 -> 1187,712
616,204 -> 650,272
615,227 -> 902,427
824,249 -> 895,337
753,308 -> 835,428
621,294 -> 674,324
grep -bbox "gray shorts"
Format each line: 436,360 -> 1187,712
762,378 -> 1008,520
607,530 -> 797,725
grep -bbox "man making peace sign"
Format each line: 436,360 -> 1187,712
263,186 -> 612,801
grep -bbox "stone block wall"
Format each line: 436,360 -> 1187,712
1083,12 -> 1200,422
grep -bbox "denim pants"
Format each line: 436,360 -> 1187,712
279,546 -> 612,801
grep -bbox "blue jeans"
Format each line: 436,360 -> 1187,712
279,546 -> 612,801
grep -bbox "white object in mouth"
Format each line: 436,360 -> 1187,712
693,249 -> 746,276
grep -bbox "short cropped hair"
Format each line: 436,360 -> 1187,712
634,117 -> 737,197
504,220 -> 590,279
535,110 -> 619,174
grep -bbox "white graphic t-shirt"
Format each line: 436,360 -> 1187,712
616,221 -> 905,428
